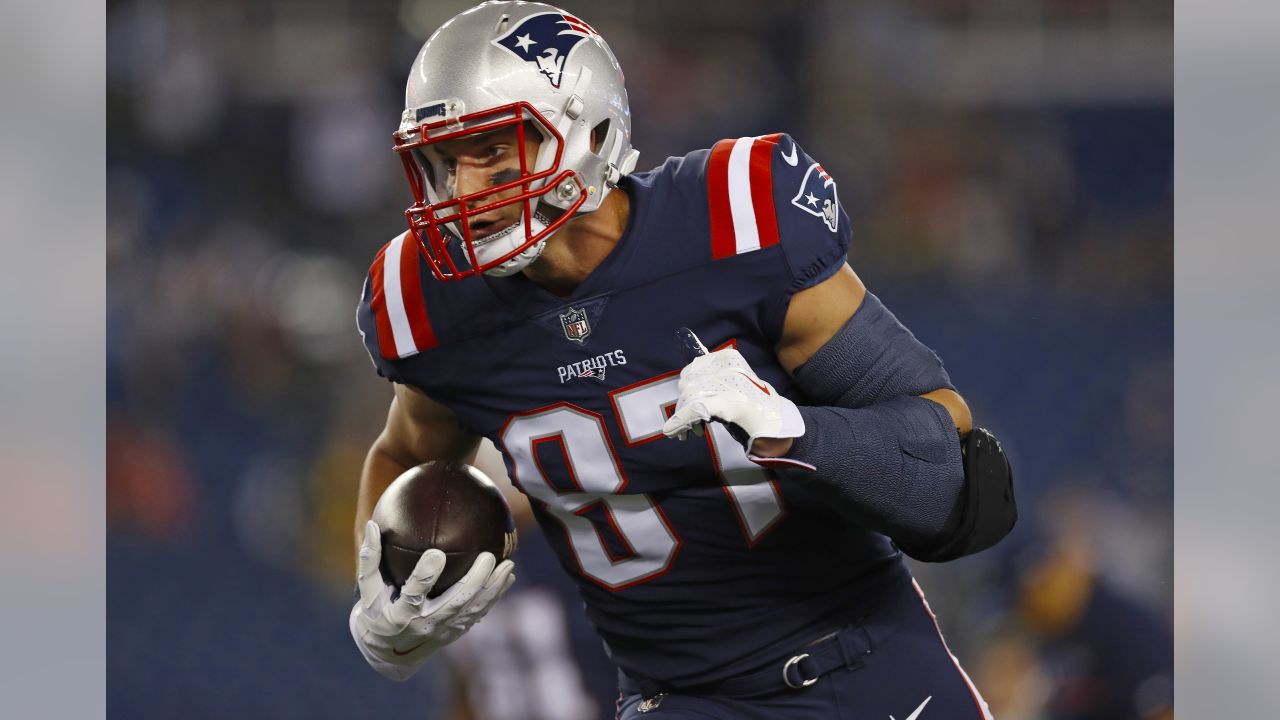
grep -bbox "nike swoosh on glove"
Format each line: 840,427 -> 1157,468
660,332 -> 813,470
349,520 -> 515,681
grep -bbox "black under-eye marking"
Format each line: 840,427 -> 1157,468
491,168 -> 521,186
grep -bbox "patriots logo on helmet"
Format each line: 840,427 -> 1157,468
493,12 -> 598,89
790,163 -> 839,233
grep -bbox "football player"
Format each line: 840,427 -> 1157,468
348,3 -> 1017,718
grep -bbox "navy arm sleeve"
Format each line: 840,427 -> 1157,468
776,293 -> 966,554
747,136 -> 968,554
782,397 -> 965,552
774,301 -> 967,554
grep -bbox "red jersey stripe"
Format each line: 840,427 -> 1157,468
369,245 -> 399,360
748,137 -> 780,249
707,139 -> 737,260
397,235 -> 439,352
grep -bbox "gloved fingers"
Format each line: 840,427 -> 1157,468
399,548 -> 448,601
356,521 -> 387,608
430,551 -> 498,616
456,559 -> 516,622
488,559 -> 516,590
385,550 -> 446,625
355,587 -> 403,640
662,401 -> 710,439
385,549 -> 448,625
477,558 -> 517,603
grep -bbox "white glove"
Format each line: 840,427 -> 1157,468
660,332 -> 806,457
349,520 -> 515,681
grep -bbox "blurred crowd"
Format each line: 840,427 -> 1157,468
106,0 -> 1172,718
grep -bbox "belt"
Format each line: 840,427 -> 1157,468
619,566 -> 914,701
620,618 -> 879,700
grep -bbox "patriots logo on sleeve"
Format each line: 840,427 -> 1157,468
791,163 -> 839,233
493,12 -> 599,89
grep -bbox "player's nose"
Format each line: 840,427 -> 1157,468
453,164 -> 488,199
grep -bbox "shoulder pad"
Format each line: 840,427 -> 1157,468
705,134 -> 784,260
359,233 -> 439,363
704,133 -> 851,291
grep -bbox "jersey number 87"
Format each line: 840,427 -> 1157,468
499,370 -> 785,590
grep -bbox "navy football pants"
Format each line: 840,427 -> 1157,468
616,580 -> 992,720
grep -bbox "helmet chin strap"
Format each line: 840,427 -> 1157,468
476,209 -> 557,277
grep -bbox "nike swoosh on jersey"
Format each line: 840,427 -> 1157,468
782,141 -> 799,166
737,371 -> 771,395
890,695 -> 932,720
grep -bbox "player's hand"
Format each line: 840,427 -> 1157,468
661,329 -> 805,458
349,520 -> 515,681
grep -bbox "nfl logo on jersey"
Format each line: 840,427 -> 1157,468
560,306 -> 591,343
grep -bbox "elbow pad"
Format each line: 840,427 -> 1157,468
899,427 -> 1017,562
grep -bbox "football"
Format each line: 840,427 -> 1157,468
371,461 -> 517,599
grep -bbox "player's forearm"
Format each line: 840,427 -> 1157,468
764,392 -> 1015,561
772,285 -> 967,545
767,286 -> 1000,553
778,396 -> 966,548
354,436 -> 417,554
751,388 -> 971,458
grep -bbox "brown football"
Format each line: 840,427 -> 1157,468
371,461 -> 517,599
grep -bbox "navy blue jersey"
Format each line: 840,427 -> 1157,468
357,134 -> 909,686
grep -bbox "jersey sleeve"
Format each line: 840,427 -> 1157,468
764,133 -> 852,293
703,133 -> 852,294
355,233 -> 441,384
356,272 -> 403,383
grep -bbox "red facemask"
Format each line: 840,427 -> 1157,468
393,101 -> 587,281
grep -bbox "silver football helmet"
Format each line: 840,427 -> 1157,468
393,1 -> 640,280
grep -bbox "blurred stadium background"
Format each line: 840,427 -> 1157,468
106,0 -> 1172,717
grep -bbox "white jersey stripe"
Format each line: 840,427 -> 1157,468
382,234 -> 418,358
726,136 -> 760,255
